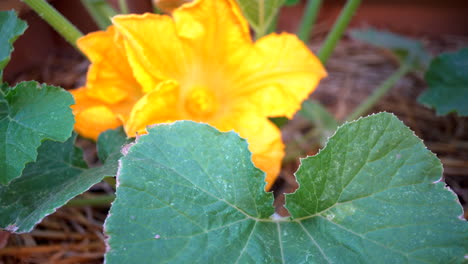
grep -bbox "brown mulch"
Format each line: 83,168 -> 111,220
2,32 -> 468,263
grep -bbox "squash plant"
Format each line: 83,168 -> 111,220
1,0 -> 468,262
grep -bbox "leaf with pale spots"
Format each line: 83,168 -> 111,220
0,81 -> 74,185
105,114 -> 468,263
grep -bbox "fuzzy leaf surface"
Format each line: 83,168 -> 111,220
0,10 -> 27,77
0,130 -> 124,233
105,115 -> 468,263
418,48 -> 468,116
0,81 -> 74,185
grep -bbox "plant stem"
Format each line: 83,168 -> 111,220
345,63 -> 413,122
297,0 -> 323,43
81,0 -> 118,30
118,0 -> 129,14
104,176 -> 116,189
66,194 -> 115,207
265,13 -> 279,35
318,0 -> 361,64
81,0 -> 108,29
21,0 -> 83,49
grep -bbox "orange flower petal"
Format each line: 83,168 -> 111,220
112,0 -> 251,93
112,14 -> 191,93
74,106 -> 121,141
172,0 -> 250,54
78,26 -> 142,104
125,80 -> 180,136
71,88 -> 122,140
232,33 -> 327,118
73,0 -> 326,189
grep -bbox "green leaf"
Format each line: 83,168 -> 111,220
235,0 -> 285,37
0,10 -> 27,78
418,48 -> 468,116
0,133 -> 120,233
97,126 -> 130,162
269,116 -> 289,129
105,116 -> 467,263
350,28 -> 431,69
0,81 -> 74,185
0,82 -> 8,92
287,113 -> 467,263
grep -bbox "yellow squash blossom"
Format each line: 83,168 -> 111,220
72,0 -> 326,190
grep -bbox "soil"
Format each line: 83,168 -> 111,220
1,20 -> 468,264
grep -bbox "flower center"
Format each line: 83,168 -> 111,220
184,86 -> 218,119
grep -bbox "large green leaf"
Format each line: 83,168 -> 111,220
0,10 -> 27,78
105,115 -> 467,263
418,48 -> 468,116
235,0 -> 285,37
350,28 -> 431,69
0,129 -> 125,233
0,81 -> 74,185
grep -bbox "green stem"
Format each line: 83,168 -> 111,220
297,0 -> 323,43
66,194 -> 115,207
21,0 -> 83,49
104,176 -> 116,189
118,0 -> 129,14
153,4 -> 162,14
265,13 -> 279,35
81,0 -> 108,29
81,0 -> 117,30
345,63 -> 413,122
318,0 -> 361,64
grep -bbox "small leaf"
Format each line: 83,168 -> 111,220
418,48 -> 468,116
350,28 -> 431,69
105,116 -> 467,263
97,127 -> 130,162
269,116 -> 289,128
0,10 -> 27,78
0,134 -> 119,233
0,81 -> 74,185
235,0 -> 285,37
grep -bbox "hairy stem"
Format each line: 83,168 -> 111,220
118,0 -> 129,14
81,0 -> 117,30
21,0 -> 83,49
345,63 -> 413,122
318,0 -> 361,64
297,0 -> 323,43
66,194 -> 116,207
